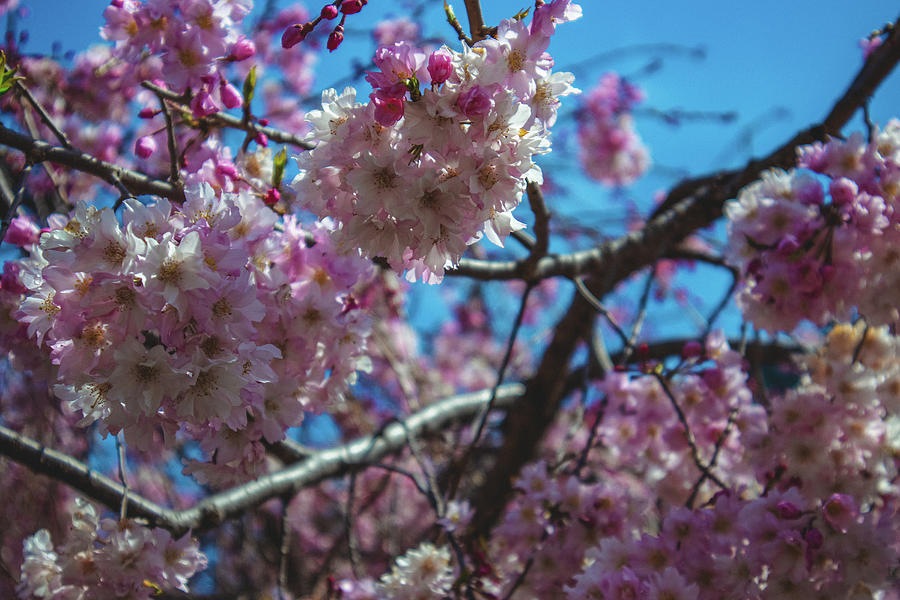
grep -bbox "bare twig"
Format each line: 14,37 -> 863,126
652,372 -> 727,491
14,80 -> 72,149
116,434 -> 130,520
140,81 -> 313,150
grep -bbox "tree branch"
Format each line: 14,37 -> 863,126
0,124 -> 185,202
462,17 -> 900,538
1,384 -> 525,536
141,81 -> 314,151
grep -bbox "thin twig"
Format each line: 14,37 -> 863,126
277,496 -> 292,600
14,80 -> 72,149
685,407 -> 737,508
0,163 -> 30,243
652,372 -> 727,491
141,81 -> 313,150
116,434 -> 130,520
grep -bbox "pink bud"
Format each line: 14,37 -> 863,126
4,215 -> 40,247
776,501 -> 802,520
0,262 -> 26,294
258,118 -> 269,126
110,0 -> 124,7
327,25 -> 344,52
321,4 -> 338,19
135,136 -> 157,159
804,527 -> 824,549
340,0 -> 363,14
230,38 -> 256,61
427,50 -> 453,85
220,82 -> 242,109
264,188 -> 281,206
456,85 -> 492,117
282,23 -> 313,49
255,132 -> 268,147
823,493 -> 857,533
830,177 -> 858,206
681,340 -> 702,359
215,162 -> 238,178
138,107 -> 158,119
190,90 -> 219,117
370,92 -> 404,126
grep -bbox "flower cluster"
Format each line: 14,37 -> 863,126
18,498 -> 206,599
293,1 -> 582,282
375,542 -> 454,598
567,488 -> 899,599
725,120 -> 900,333
102,0 -> 254,115
577,72 -> 650,185
746,322 -> 900,503
593,331 -> 765,504
14,184 -> 374,484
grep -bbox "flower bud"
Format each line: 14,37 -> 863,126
255,132 -> 268,147
776,501 -> 802,520
282,23 -> 313,49
427,50 -> 453,85
215,162 -> 238,178
456,85 -> 491,117
138,107 -> 158,119
340,0 -> 363,15
327,25 -> 344,52
264,188 -> 281,206
681,340 -> 702,359
321,4 -> 338,19
190,89 -> 219,117
135,136 -> 157,159
4,215 -> 40,247
229,38 -> 256,61
370,92 -> 404,126
220,82 -> 242,109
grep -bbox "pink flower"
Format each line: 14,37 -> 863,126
456,85 -> 492,117
823,493 -> 858,533
370,91 -> 404,126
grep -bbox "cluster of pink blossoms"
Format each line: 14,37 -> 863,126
293,1 -> 582,282
594,331 -> 765,503
102,0 -> 255,115
18,498 -> 206,599
577,72 -> 650,186
726,120 -> 900,333
746,322 -> 900,503
567,487 -> 899,599
11,184 -> 374,485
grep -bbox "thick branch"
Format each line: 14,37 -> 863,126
0,125 -> 184,202
1,384 -> 524,536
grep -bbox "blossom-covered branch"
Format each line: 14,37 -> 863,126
462,12 -> 900,538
